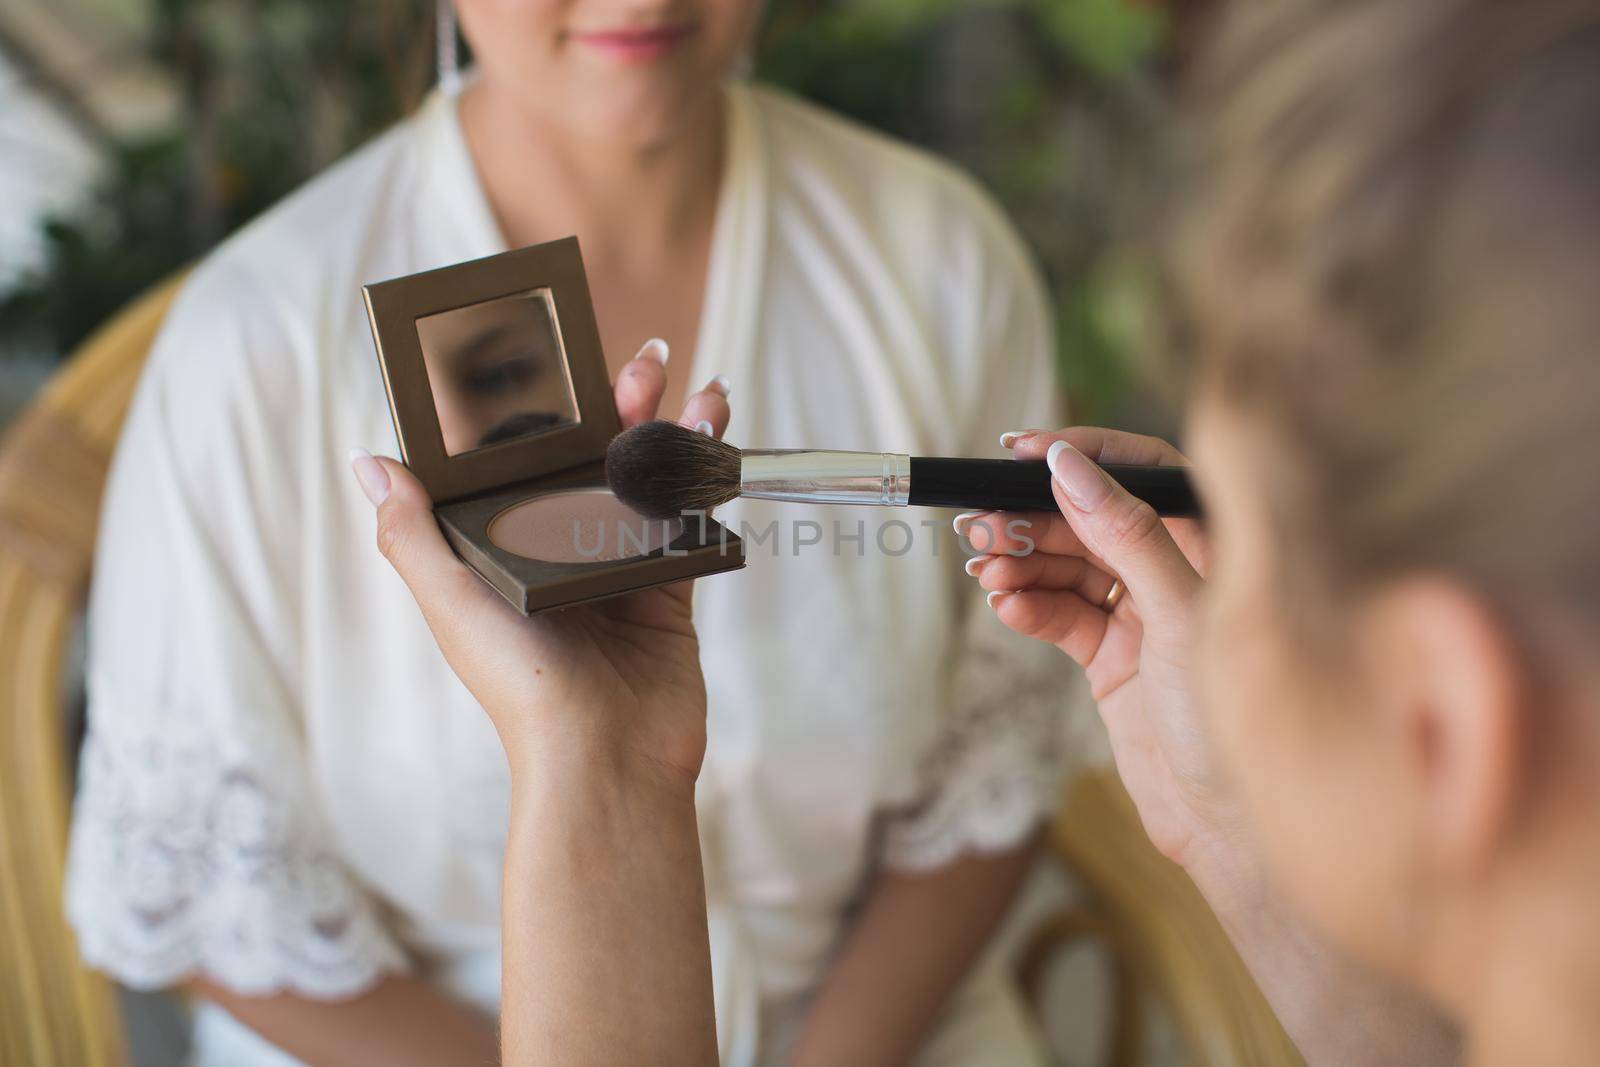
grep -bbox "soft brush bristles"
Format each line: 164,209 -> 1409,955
605,420 -> 743,519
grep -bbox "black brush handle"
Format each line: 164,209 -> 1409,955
908,457 -> 1200,517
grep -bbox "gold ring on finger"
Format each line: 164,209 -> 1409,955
1101,578 -> 1125,612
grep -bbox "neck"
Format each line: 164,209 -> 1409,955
1439,827 -> 1600,1065
457,78 -> 725,266
1462,688 -> 1600,1066
1467,924 -> 1600,1066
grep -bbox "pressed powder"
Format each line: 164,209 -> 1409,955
487,488 -> 684,563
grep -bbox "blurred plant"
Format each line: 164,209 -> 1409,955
756,0 -> 1171,421
0,0 -> 431,357
2,0 -> 1170,420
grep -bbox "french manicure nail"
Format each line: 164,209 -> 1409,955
953,511 -> 981,535
987,590 -> 1010,609
999,430 -> 1034,449
1047,440 -> 1111,512
695,419 -> 714,436
348,447 -> 390,506
709,375 -> 732,397
964,555 -> 987,577
638,337 -> 670,365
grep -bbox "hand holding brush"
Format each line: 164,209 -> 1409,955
605,420 -> 1200,519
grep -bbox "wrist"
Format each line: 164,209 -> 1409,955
506,730 -> 700,809
491,689 -> 706,800
1175,820 -> 1275,938
505,739 -> 702,889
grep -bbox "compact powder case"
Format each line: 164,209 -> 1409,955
362,237 -> 744,614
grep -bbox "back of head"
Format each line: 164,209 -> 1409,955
1179,0 -> 1600,649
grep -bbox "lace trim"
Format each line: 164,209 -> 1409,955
66,719 -> 409,997
881,627 -> 1080,872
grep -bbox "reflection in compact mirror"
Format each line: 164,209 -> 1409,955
415,288 -> 579,456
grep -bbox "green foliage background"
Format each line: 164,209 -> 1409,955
1,0 -> 1170,420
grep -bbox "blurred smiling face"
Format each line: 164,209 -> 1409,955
453,0 -> 764,145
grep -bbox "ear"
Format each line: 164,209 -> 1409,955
1364,578 -> 1530,878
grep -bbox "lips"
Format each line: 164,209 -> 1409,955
569,22 -> 698,63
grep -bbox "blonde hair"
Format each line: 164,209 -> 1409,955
1178,0 -> 1600,638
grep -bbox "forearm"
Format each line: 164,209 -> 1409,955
189,974 -> 500,1066
1186,849 -> 1461,1067
501,752 -> 717,1067
788,834 -> 1042,1067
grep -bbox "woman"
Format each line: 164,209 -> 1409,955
66,2 -> 1076,1064
358,0 -> 1599,1062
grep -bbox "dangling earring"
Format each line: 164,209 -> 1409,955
437,0 -> 463,95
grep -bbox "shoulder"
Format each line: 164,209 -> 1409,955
746,84 -> 1043,296
141,112 -> 426,414
177,113 -> 423,326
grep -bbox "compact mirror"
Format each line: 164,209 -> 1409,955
363,237 -> 744,615
416,288 -> 579,455
363,238 -> 622,504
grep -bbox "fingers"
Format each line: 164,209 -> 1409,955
611,336 -> 733,440
988,589 -> 1112,667
351,449 -> 500,641
1042,439 -> 1202,623
993,426 -> 1203,621
614,338 -> 671,428
955,510 -> 1093,560
676,376 -> 732,439
1002,426 -> 1191,468
967,538 -> 1119,667
967,551 -> 1117,606
1005,426 -> 1210,578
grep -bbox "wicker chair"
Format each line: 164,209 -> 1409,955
0,276 -> 1299,1067
0,274 -> 186,1067
1020,771 -> 1305,1066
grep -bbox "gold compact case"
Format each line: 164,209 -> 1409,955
362,237 -> 743,614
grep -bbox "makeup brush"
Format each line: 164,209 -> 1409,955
605,420 -> 1201,519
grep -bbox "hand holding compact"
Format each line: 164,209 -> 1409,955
970,428 -> 1241,883
351,341 -> 731,786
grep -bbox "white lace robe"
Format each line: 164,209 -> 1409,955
66,80 -> 1089,1066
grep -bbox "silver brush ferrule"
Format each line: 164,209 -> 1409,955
739,450 -> 912,506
